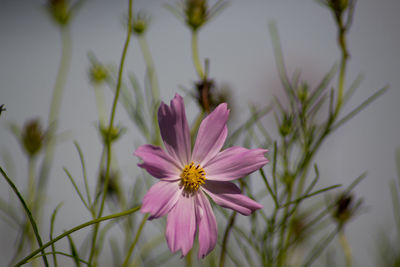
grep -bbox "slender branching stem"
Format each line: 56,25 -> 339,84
14,206 -> 141,267
191,30 -> 205,79
338,229 -> 352,267
219,212 -> 237,267
0,167 -> 49,267
38,25 -> 72,191
94,83 -> 107,126
122,214 -> 149,267
88,0 -> 133,265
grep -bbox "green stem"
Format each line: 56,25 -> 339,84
191,30 -> 204,79
93,83 -> 107,126
37,24 -> 72,214
334,15 -> 349,115
0,167 -> 49,267
185,249 -> 193,267
27,158 -> 36,209
277,184 -> 292,267
338,230 -> 352,267
14,205 -> 141,267
219,212 -> 237,267
122,214 -> 149,267
138,35 -> 161,146
88,0 -> 133,265
138,35 -> 159,101
27,158 -> 41,267
47,26 -> 72,129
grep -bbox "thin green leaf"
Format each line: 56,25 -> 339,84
332,85 -> 388,131
0,167 -> 49,267
163,3 -> 185,24
226,104 -> 272,146
29,251 -> 90,266
74,142 -> 91,207
344,172 -> 367,195
110,239 -> 121,267
308,63 -> 338,106
260,168 -> 278,208
50,202 -> 63,267
67,234 -> 81,267
207,0 -> 230,25
268,22 -> 296,108
342,73 -> 364,107
283,184 -> 341,207
63,168 -> 89,210
15,205 -> 141,266
302,227 -> 340,267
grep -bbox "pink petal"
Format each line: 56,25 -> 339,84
202,181 -> 263,215
166,194 -> 196,256
158,94 -> 191,167
141,181 -> 181,220
135,144 -> 181,180
195,191 -> 217,259
192,103 -> 229,166
204,146 -> 268,181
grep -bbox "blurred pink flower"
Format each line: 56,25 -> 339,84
135,94 -> 268,258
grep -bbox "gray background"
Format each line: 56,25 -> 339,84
1,0 -> 399,266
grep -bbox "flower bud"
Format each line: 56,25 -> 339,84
47,0 -> 71,26
21,119 -> 46,157
99,124 -> 125,144
89,63 -> 108,85
132,12 -> 149,36
279,113 -> 293,137
297,83 -> 309,104
185,0 -> 208,31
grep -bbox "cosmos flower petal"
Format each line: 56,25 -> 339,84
196,191 -> 217,259
166,195 -> 196,256
204,146 -> 268,181
203,180 -> 263,215
135,94 -> 268,259
135,144 -> 181,179
141,181 -> 181,219
192,103 -> 229,166
158,94 -> 191,166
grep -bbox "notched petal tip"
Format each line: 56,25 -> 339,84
158,94 -> 191,166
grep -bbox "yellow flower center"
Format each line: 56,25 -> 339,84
180,161 -> 206,194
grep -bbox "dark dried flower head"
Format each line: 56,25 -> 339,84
22,118 -> 46,157
99,169 -> 122,203
328,0 -> 349,13
332,192 -> 363,227
0,104 -> 6,116
289,213 -> 309,245
47,0 -> 71,26
194,79 -> 231,113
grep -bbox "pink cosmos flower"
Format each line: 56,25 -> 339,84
135,94 -> 268,258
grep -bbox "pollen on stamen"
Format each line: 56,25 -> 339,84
180,161 -> 206,195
